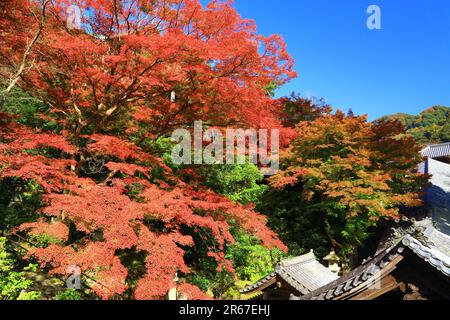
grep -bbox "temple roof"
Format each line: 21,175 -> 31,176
421,142 -> 450,158
404,234 -> 450,276
291,223 -> 450,300
240,251 -> 338,296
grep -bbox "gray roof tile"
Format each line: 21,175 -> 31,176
421,143 -> 450,158
292,225 -> 450,300
402,235 -> 450,276
241,251 -> 338,295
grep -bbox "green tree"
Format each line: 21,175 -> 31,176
380,106 -> 450,145
195,162 -> 268,206
440,121 -> 450,143
185,229 -> 284,299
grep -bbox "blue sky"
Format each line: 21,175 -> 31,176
208,0 -> 450,120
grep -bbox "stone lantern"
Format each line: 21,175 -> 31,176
323,250 -> 341,275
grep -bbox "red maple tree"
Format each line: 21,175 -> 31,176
0,0 -> 294,299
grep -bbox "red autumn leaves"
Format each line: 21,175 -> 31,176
1,0 -> 294,299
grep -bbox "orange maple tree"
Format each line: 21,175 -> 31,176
270,111 -> 428,254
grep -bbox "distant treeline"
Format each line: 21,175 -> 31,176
378,106 -> 450,145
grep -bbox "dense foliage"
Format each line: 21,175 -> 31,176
378,106 -> 450,145
0,0 -> 429,300
265,111 -> 427,257
0,0 -> 293,300
0,237 -> 42,300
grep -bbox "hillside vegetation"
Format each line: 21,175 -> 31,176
378,106 -> 450,146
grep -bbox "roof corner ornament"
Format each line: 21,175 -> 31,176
381,217 -> 434,251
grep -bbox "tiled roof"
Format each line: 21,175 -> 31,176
425,224 -> 450,256
402,235 -> 450,276
291,226 -> 450,300
275,252 -> 339,294
240,251 -> 338,295
240,273 -> 277,295
291,245 -> 403,300
421,142 -> 450,158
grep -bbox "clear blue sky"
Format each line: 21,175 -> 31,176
205,0 -> 450,120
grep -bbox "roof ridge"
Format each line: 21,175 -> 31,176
423,142 -> 450,148
279,251 -> 316,267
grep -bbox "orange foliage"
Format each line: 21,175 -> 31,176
271,111 -> 428,251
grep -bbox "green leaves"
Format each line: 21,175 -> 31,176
54,289 -> 82,300
2,88 -> 61,132
17,291 -> 42,300
0,179 -> 42,229
186,229 -> 284,299
0,237 -> 42,300
379,105 -> 450,145
196,161 -> 268,206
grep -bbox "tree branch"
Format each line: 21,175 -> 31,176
0,0 -> 50,108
